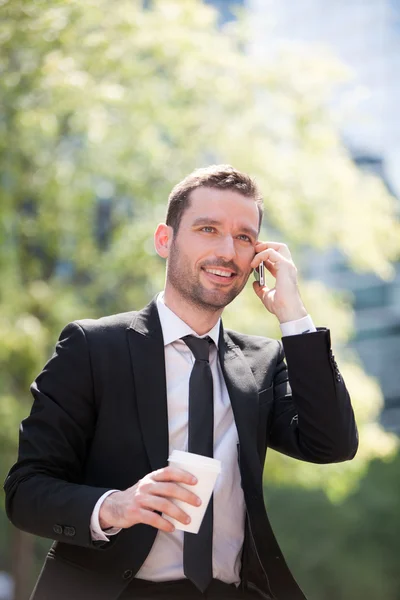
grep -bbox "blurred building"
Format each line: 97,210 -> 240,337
247,0 -> 400,431
205,0 -> 245,23
0,572 -> 13,600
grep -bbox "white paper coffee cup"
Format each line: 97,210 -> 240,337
164,450 -> 221,534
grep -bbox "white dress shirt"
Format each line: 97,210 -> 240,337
90,294 -> 316,583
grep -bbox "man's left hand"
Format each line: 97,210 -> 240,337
251,241 -> 308,323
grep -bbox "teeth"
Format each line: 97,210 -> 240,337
205,269 -> 232,278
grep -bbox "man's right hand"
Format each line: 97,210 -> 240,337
98,466 -> 201,533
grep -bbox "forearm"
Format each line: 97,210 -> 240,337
5,469 -> 112,548
270,329 -> 358,463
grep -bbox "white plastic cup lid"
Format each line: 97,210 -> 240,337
168,450 -> 221,472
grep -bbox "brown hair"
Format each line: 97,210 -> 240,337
166,164 -> 263,232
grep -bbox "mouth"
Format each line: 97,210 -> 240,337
202,267 -> 237,284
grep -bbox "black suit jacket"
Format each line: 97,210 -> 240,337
4,299 -> 358,600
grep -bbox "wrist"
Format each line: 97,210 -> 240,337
276,305 -> 308,324
99,491 -> 120,530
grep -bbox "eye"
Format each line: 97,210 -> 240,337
201,226 -> 216,233
237,234 -> 252,242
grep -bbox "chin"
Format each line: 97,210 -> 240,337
198,289 -> 238,310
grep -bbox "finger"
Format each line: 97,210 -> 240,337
253,280 -> 262,297
137,507 -> 176,532
255,241 -> 291,259
252,280 -> 271,298
251,248 -> 287,269
263,259 -> 277,277
152,466 -> 197,485
148,482 -> 201,507
142,495 -> 192,525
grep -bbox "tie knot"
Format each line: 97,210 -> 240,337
182,335 -> 212,362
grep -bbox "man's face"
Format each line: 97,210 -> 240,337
166,187 -> 259,311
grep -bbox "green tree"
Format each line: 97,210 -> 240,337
264,451 -> 400,600
1,0 -> 399,596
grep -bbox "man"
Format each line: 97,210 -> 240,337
4,165 -> 358,600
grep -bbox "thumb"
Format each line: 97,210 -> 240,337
253,280 -> 269,299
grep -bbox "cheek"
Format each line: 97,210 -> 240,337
237,248 -> 255,270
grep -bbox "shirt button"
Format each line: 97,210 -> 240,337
53,524 -> 63,535
122,569 -> 133,580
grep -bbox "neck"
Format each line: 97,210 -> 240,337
162,287 -> 223,336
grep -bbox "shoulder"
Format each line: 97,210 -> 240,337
75,311 -> 138,333
57,311 -> 138,345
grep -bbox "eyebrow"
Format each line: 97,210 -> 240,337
191,218 -> 258,240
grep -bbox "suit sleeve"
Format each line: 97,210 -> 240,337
268,329 -> 358,463
4,322 -> 114,549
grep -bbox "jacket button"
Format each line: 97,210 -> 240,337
53,524 -> 63,535
64,526 -> 76,537
122,570 -> 133,580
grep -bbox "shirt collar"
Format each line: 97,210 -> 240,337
156,292 -> 221,348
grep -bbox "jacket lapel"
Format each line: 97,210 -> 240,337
218,325 -> 263,484
127,299 -> 169,472
127,304 -> 262,481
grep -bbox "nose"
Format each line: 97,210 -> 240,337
215,234 -> 236,261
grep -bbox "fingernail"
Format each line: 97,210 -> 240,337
196,498 -> 201,506
185,516 -> 191,524
191,476 -> 197,484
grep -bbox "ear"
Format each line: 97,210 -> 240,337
154,223 -> 173,258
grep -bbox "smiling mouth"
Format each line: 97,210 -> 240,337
203,267 -> 237,281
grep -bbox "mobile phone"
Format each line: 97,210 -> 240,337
253,262 -> 265,286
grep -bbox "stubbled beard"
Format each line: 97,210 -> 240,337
167,240 -> 248,311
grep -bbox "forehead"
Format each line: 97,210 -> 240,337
182,187 -> 259,228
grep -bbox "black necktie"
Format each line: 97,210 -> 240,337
182,335 -> 214,593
